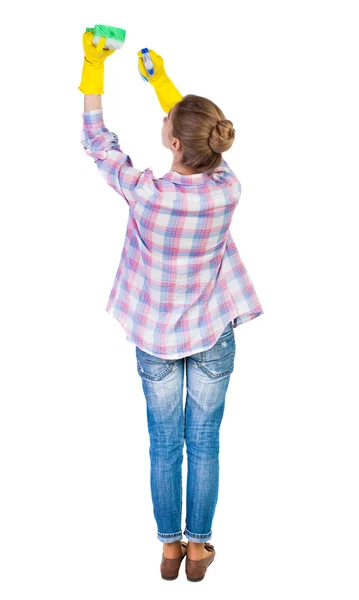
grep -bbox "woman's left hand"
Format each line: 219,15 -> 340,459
82,31 -> 116,64
79,31 -> 116,95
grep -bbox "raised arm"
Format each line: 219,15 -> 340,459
79,31 -> 143,209
84,94 -> 102,111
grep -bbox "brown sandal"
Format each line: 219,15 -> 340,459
160,541 -> 187,580
185,542 -> 216,582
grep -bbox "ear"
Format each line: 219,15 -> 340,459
172,138 -> 181,152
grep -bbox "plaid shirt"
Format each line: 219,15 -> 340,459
81,109 -> 264,359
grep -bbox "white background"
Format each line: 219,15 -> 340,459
1,0 -> 358,598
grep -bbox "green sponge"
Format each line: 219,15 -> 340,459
86,24 -> 126,51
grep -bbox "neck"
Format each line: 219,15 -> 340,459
171,158 -> 197,176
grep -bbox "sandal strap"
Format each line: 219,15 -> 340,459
204,543 -> 215,551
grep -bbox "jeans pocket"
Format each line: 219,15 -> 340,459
136,347 -> 177,381
194,331 -> 236,381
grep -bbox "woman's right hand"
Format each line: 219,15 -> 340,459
137,49 -> 167,84
137,48 -> 183,113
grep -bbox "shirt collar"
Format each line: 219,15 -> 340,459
161,170 -> 209,186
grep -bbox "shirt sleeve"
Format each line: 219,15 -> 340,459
80,108 -> 143,210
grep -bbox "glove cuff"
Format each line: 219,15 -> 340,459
151,75 -> 183,112
78,59 -> 105,95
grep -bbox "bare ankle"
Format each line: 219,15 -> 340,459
187,541 -> 205,556
163,540 -> 183,558
188,541 -> 204,547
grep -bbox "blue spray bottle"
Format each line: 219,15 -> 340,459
140,48 -> 154,77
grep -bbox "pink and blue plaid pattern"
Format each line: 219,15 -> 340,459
81,109 -> 264,359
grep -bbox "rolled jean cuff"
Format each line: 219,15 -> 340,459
184,527 -> 212,542
157,530 -> 183,543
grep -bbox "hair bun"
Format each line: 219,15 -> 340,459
209,119 -> 235,153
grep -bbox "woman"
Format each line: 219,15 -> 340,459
79,32 -> 264,582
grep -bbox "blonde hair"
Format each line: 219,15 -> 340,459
170,94 -> 235,174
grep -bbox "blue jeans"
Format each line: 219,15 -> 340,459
135,321 -> 236,543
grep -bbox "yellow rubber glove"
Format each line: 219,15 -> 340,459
137,49 -> 183,113
78,31 -> 116,94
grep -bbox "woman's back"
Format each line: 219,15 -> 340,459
80,96 -> 263,359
